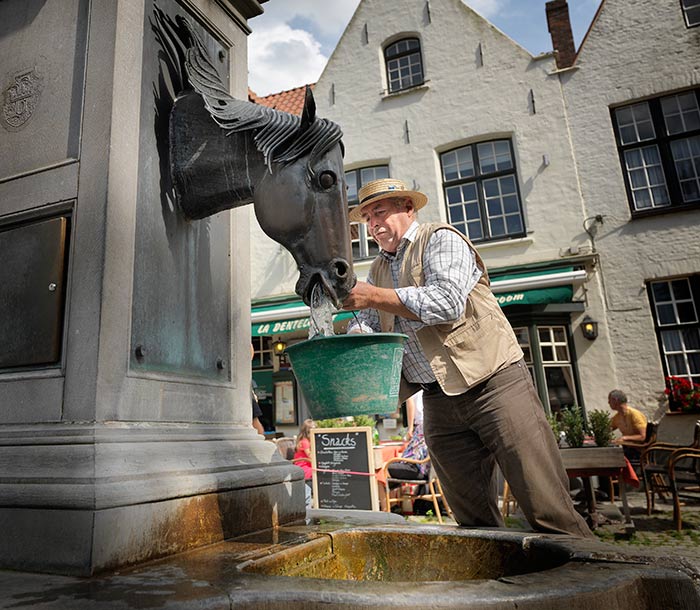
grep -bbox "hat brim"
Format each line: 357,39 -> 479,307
348,190 -> 428,223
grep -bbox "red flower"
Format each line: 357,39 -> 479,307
666,376 -> 700,412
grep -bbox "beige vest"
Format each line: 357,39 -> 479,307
371,223 -> 523,395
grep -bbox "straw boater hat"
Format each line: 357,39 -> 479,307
349,178 -> 428,222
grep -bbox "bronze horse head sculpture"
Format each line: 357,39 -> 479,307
153,8 -> 355,307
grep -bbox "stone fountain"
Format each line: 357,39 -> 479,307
1,1 -> 700,608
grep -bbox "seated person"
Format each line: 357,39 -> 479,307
389,390 -> 429,481
293,418 -> 315,508
609,389 -> 647,461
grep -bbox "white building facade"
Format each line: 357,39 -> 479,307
559,0 -> 700,416
250,0 -> 699,433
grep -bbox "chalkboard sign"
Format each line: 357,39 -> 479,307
311,427 -> 378,511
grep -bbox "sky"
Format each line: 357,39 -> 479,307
247,0 -> 602,97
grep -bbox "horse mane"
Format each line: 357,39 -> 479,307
153,7 -> 343,174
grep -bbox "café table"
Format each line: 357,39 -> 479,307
560,445 -> 635,532
373,441 -> 406,488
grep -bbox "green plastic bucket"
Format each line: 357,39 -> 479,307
285,333 -> 408,419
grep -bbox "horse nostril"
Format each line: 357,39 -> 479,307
333,260 -> 348,279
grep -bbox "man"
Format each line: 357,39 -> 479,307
609,389 -> 648,459
343,178 -> 592,538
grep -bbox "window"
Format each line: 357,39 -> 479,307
384,38 -> 424,93
612,88 -> 700,214
682,0 -> 700,27
252,336 -> 273,369
346,165 -> 389,259
649,276 -> 700,383
513,324 -> 579,416
440,139 -> 525,243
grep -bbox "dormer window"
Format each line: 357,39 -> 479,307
385,38 -> 424,93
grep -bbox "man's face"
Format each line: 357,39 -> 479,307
608,396 -> 621,412
361,198 -> 414,253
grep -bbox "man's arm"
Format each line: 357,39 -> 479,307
343,281 -> 419,321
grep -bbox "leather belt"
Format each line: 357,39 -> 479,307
419,381 -> 441,393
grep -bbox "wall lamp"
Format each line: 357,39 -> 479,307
272,340 -> 287,354
581,316 -> 599,341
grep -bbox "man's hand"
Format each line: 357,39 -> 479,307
342,281 -> 379,310
342,281 -> 420,321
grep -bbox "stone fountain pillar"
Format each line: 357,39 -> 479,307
0,0 -> 304,576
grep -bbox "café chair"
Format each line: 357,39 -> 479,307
501,480 -> 518,518
382,456 -> 452,524
641,420 -> 700,527
273,437 -> 296,460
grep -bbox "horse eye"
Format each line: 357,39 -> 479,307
319,171 -> 337,189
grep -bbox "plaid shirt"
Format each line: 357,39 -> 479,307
348,222 -> 482,383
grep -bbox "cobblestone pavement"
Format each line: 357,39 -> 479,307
591,489 -> 700,567
410,489 -> 700,569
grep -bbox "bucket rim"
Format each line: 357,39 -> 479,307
286,332 -> 408,353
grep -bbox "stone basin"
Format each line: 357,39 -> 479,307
238,528 -> 569,581
3,521 -> 700,609
232,524 -> 700,609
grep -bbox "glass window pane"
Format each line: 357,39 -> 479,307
668,354 -> 687,376
345,171 -> 358,202
544,366 -> 577,412
449,204 -> 464,222
672,279 -> 692,300
683,328 -> 700,350
462,183 -> 478,202
690,353 -> 700,375
466,222 -> 483,241
466,202 -> 480,220
662,330 -> 682,352
446,186 -> 461,204
503,195 -> 519,213
505,215 -> 523,234
657,303 -> 677,325
484,179 -> 500,198
553,328 -> 566,343
489,217 -> 505,236
678,302 -> 698,324
541,345 -> 554,361
487,199 -> 502,216
652,282 -> 672,302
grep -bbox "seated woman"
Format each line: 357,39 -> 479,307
293,418 -> 315,508
388,390 -> 429,482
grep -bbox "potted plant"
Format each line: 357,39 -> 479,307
560,407 -> 585,448
546,413 -> 562,445
665,376 -> 700,413
588,410 -> 613,447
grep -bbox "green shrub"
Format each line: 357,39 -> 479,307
546,413 -> 561,442
588,410 -> 613,447
561,407 -> 585,448
315,415 -> 376,429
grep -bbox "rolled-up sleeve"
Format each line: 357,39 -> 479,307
395,229 -> 481,327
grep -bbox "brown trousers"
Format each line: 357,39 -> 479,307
423,359 -> 593,538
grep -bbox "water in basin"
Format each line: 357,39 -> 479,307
239,528 -> 569,582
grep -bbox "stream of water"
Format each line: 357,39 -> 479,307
308,283 -> 337,339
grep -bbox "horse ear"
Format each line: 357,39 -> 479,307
300,86 -> 316,132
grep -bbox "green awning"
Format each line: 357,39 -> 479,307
252,308 -> 355,336
251,266 -> 586,336
493,285 -> 573,307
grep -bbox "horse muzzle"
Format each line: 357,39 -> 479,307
298,258 -> 356,309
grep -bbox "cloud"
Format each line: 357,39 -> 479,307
248,23 -> 328,96
463,0 -> 508,19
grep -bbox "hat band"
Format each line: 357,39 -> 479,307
359,188 -> 408,205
